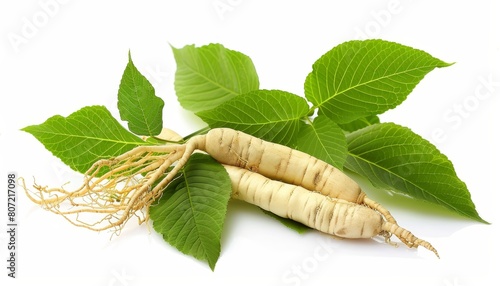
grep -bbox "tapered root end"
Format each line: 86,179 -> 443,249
363,196 -> 397,224
412,238 -> 440,259
382,221 -> 440,258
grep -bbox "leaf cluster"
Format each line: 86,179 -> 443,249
22,39 -> 486,269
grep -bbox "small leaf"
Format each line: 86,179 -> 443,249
345,122 -> 486,223
118,52 -> 165,136
337,115 -> 380,133
173,43 -> 259,112
261,209 -> 310,234
305,39 -> 451,123
22,106 -> 149,173
295,115 -> 347,169
149,153 -> 232,270
196,90 -> 309,146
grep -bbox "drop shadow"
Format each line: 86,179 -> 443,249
220,200 -> 267,243
306,231 -> 438,260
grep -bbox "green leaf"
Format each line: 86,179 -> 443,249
22,106 -> 149,173
261,209 -> 310,234
118,52 -> 164,136
305,39 -> 451,123
173,43 -> 259,112
149,153 -> 232,270
337,115 -> 380,133
196,90 -> 309,146
295,115 -> 347,169
345,122 -> 486,223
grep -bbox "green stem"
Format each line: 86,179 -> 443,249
182,126 -> 211,141
149,126 -> 212,144
307,106 -> 317,117
304,116 -> 313,125
150,137 -> 183,145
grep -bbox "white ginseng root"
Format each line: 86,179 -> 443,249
224,164 -> 438,257
24,127 -> 421,254
166,128 -> 396,223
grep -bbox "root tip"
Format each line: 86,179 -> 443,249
381,222 -> 439,258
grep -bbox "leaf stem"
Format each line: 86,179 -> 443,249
303,116 -> 313,125
307,107 -> 317,117
149,137 -> 183,145
182,126 -> 211,141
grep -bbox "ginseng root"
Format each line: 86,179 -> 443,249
23,128 -> 396,235
224,164 -> 439,257
172,128 -> 397,223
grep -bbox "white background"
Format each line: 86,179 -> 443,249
1,1 -> 499,285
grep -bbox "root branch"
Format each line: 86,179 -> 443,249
22,143 -> 188,234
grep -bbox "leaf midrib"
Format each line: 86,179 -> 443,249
207,114 -> 305,126
178,55 -> 238,96
130,69 -> 155,136
181,170 -> 213,267
309,123 -> 337,164
346,151 -> 468,215
25,128 -> 147,146
312,64 -> 439,109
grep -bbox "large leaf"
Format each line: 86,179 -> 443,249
22,105 -> 148,173
345,122 -> 486,223
118,52 -> 164,136
149,153 -> 232,270
196,89 -> 309,146
295,115 -> 347,169
173,43 -> 259,112
305,39 -> 451,123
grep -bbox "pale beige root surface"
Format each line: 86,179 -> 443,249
154,128 -> 184,142
224,164 -> 439,257
382,221 -> 440,258
202,128 -> 397,223
225,164 -> 382,238
203,129 -> 363,202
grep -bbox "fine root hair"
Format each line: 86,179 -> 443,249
22,143 -> 189,235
